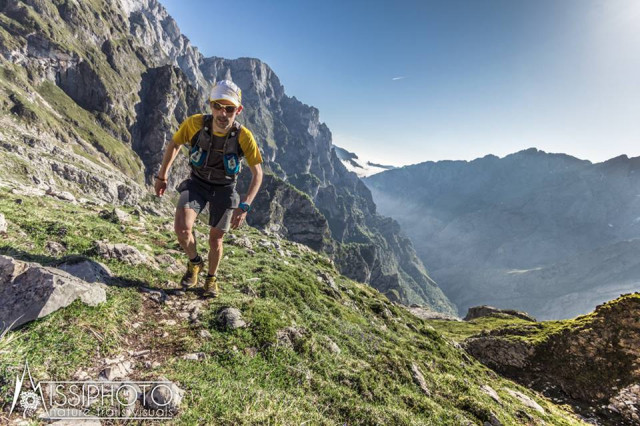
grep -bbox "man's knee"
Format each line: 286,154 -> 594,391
175,209 -> 196,239
209,228 -> 224,248
174,221 -> 192,239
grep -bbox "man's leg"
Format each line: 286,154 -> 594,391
174,208 -> 199,259
203,207 -> 233,297
207,227 -> 224,276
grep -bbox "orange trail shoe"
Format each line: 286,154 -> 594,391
180,258 -> 204,289
203,275 -> 219,298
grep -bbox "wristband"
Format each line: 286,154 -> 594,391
155,176 -> 167,182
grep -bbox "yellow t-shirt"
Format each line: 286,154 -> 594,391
171,114 -> 263,167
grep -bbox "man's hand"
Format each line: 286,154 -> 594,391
230,208 -> 247,229
154,178 -> 167,197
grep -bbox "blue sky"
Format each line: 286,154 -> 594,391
160,0 -> 640,166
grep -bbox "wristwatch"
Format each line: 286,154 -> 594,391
238,202 -> 251,213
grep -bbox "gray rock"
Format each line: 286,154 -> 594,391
484,413 -> 503,426
143,377 -> 185,412
113,208 -> 132,223
92,241 -> 151,265
100,360 -> 132,381
0,213 -> 6,234
0,256 -> 106,330
140,287 -> 168,303
45,241 -> 67,256
317,271 -> 341,298
11,187 -> 45,197
155,254 -> 183,274
57,258 -> 113,285
608,384 -> 640,424
241,285 -> 258,297
182,352 -> 205,361
243,347 -> 258,357
504,388 -> 545,414
276,326 -> 308,349
232,236 -> 253,250
324,336 -> 341,355
46,188 -> 76,203
464,305 -> 536,322
481,384 -> 502,404
410,363 -> 431,396
217,307 -> 246,330
258,239 -> 272,248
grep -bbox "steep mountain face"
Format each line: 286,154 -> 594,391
0,0 -> 455,312
365,148 -> 640,319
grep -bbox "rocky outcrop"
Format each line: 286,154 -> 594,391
239,173 -> 332,252
463,293 -> 640,425
92,241 -> 152,266
464,336 -> 535,370
464,306 -> 536,322
0,255 -> 107,330
131,64 -> 203,184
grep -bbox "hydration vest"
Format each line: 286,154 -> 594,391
188,115 -> 244,185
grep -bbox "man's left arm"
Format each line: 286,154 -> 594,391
231,163 -> 263,229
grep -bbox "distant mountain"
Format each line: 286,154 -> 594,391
365,148 -> 640,320
333,146 -> 396,178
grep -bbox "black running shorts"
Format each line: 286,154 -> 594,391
176,177 -> 240,232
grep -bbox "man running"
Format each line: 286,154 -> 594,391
154,80 -> 263,297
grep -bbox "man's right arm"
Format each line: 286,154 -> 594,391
154,140 -> 181,197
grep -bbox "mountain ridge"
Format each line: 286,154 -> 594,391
365,147 -> 640,319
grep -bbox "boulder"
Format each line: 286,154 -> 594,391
410,363 -> 431,396
503,389 -> 545,414
92,241 -> 151,265
217,307 -> 246,330
276,326 -> 308,349
56,258 -> 113,284
0,256 -> 106,330
143,377 -> 185,412
464,305 -> 536,322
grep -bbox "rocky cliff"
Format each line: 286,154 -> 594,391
365,148 -> 640,319
463,293 -> 640,425
0,0 -> 455,312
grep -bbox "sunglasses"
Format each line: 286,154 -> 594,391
211,101 -> 238,113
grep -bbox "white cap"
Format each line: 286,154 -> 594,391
209,80 -> 242,107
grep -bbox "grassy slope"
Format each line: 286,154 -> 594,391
0,189 -> 586,425
428,295 -> 640,346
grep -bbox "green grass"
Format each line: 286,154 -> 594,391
0,189 -> 587,424
429,315 -> 536,342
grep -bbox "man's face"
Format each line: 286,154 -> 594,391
210,99 -> 242,132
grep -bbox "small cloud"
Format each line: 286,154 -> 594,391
392,76 -> 407,81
